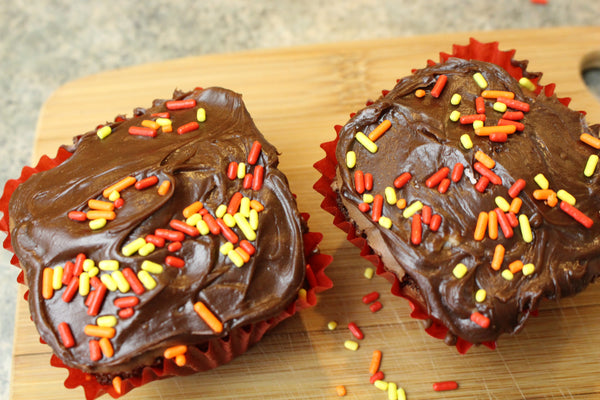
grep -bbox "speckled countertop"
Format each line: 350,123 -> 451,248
1,1 -> 599,398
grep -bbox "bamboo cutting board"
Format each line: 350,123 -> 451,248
11,27 -> 600,399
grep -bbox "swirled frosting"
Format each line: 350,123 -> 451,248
334,58 -> 600,344
9,87 -> 306,374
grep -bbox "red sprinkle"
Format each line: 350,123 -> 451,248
68,211 -> 87,221
167,241 -> 182,252
433,381 -> 459,391
89,340 -> 102,361
502,111 -> 524,120
497,96 -> 530,112
371,195 -> 383,222
128,126 -> 157,137
90,276 -> 102,289
177,121 -> 199,135
362,291 -> 380,304
165,255 -> 185,268
62,261 -> 74,285
470,311 -> 490,328
227,192 -> 244,215
169,219 -> 200,237
165,99 -> 196,110
473,162 -> 502,185
498,118 -> 525,132
426,167 -> 450,188
393,172 -> 412,189
252,165 -> 264,191
364,173 -> 373,191
451,163 -> 464,182
135,176 -> 159,190
114,296 -> 139,308
248,141 -> 262,165
369,301 -> 383,313
118,307 -> 135,319
422,206 -> 432,225
506,211 -> 519,228
239,240 -> 256,256
227,162 -> 238,180
430,74 -> 448,98
474,176 -> 490,193
489,132 -> 508,143
113,198 -> 125,208
58,322 -> 75,348
354,170 -> 365,194
348,322 -> 364,340
459,114 -> 486,124
411,214 -> 422,245
145,234 -> 165,248
202,213 -> 221,235
87,284 -> 107,316
370,371 -> 385,384
494,208 -> 514,238
74,253 -> 86,277
475,96 -> 486,114
216,218 -> 239,244
358,202 -> 370,213
62,276 -> 79,303
122,268 -> 145,295
154,228 -> 185,242
437,178 -> 451,194
508,179 -> 526,198
560,201 -> 594,228
429,214 -> 442,231
151,112 -> 170,118
242,173 -> 253,189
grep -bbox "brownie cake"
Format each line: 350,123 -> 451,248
331,57 -> 600,345
6,87 -> 313,392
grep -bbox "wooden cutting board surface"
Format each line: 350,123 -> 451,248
11,27 -> 600,399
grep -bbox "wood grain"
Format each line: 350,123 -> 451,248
11,27 -> 600,399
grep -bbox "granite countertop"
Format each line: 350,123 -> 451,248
1,1 -> 599,398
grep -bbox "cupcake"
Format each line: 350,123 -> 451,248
1,86 -> 332,398
315,39 -> 600,352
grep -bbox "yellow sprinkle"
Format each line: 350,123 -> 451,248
346,151 -> 357,168
495,196 -> 510,212
493,101 -> 508,113
227,249 -> 245,267
82,259 -> 95,272
473,120 -> 484,130
88,267 -> 99,277
186,213 -> 202,227
584,155 -> 599,177
223,213 -> 236,228
215,204 -> 228,219
108,190 -> 120,202
449,110 -> 461,122
363,194 -> 374,203
388,382 -> 398,400
374,380 -> 388,391
79,272 -> 90,296
249,209 -> 259,230
52,266 -> 64,290
384,186 -> 397,205
220,242 -> 234,256
460,134 -> 473,149
364,267 -> 374,279
453,263 -> 468,279
237,162 -> 246,179
138,242 -> 155,257
298,288 -> 307,302
122,238 -> 146,257
501,269 -> 514,281
234,213 -> 257,241
519,77 -> 536,91
141,260 -> 164,275
156,117 -> 172,126
112,270 -> 130,293
475,289 -> 487,303
197,107 -> 206,122
137,270 -> 157,290
240,197 -> 251,218
519,214 -> 533,243
327,321 -> 338,330
197,220 -> 210,235
96,125 -> 112,139
397,387 -> 407,400
344,340 -> 359,351
97,315 -> 118,328
522,263 -> 536,276
100,274 -> 118,291
473,72 -> 488,89
402,201 -> 423,219
378,216 -> 392,229
89,218 -> 107,230
556,189 -> 576,205
98,260 -> 119,271
534,173 -> 549,189
355,132 -> 378,153
450,93 -> 462,105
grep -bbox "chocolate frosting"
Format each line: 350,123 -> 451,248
334,58 -> 600,344
9,87 -> 306,374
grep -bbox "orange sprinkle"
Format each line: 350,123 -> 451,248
509,197 -> 522,214
481,90 -> 515,99
183,201 -> 204,219
84,324 -> 116,338
509,260 -> 524,274
99,337 -> 114,358
369,350 -> 382,375
175,354 -> 187,367
475,125 -> 517,136
415,89 -> 426,98
86,210 -> 116,220
368,120 -> 392,142
249,199 -> 264,212
193,301 -> 223,333
580,133 -> 600,149
474,212 -> 488,241
492,244 -> 505,271
488,210 -> 498,240
396,198 -> 407,209
533,189 -> 555,200
164,345 -> 187,359
474,151 -> 495,169
103,176 -> 136,198
162,124 -> 173,133
112,376 -> 122,395
547,191 -> 558,207
336,385 -> 347,397
158,180 -> 171,196
42,268 -> 54,300
88,199 -> 115,212
141,120 -> 160,130
235,247 -> 251,263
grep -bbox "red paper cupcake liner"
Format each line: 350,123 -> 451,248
314,37 -> 570,354
1,144 -> 333,399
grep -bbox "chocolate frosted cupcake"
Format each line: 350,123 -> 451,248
315,39 -> 600,352
1,86 -> 332,398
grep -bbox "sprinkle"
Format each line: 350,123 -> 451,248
368,119 -> 392,141
156,117 -> 172,126
327,321 -> 338,330
518,214 -> 533,243
197,107 -> 206,122
227,248 -> 245,267
502,269 -> 514,280
556,189 -> 576,205
580,133 -> 600,149
170,219 -> 200,237
344,340 -> 359,351
249,209 -> 259,230
415,89 -> 426,98
252,165 -> 265,191
250,199 -> 264,212
495,208 -> 514,238
460,134 -> 473,149
365,172 -> 374,191
487,210 -> 498,240
141,120 -> 160,130
489,132 -> 508,143
396,198 -> 407,209
431,75 -> 448,98
364,267 -> 374,279
384,187 -> 397,205
100,274 -> 118,292
547,192 -> 558,207
509,260 -> 524,274
134,176 -> 159,190
88,267 -> 99,278
523,263 -> 536,276
453,263 -> 468,279
534,173 -> 549,189
57,322 -> 76,348
482,90 -> 515,99
97,315 -> 118,328
449,110 -> 461,122
121,238 -> 146,257
87,285 -> 107,316
559,201 -> 594,228
371,194 -> 384,222
507,211 -> 519,227
374,380 -> 388,391
451,163 -> 464,182
86,210 -> 116,221
51,266 -> 63,290
161,124 -> 173,133
137,270 -> 157,290
425,166 -> 450,188
194,301 -> 223,333
42,268 -> 54,300
497,96 -> 530,112
96,125 -> 112,139
227,162 -> 238,180
433,381 -> 459,391
492,244 -> 505,271
519,77 -> 537,91
370,371 -> 385,384
584,155 -> 599,177
368,349 -> 383,375
533,189 -> 554,201
113,198 -> 124,208
128,126 -> 157,137
369,301 -> 383,312
165,255 -> 185,268
397,387 -> 407,400
363,194 -> 374,203
234,213 -> 257,241
473,120 -> 484,130
84,324 -> 116,338
157,180 -> 171,195
89,340 -> 102,361
493,102 -> 508,113
403,201 -> 423,218
475,289 -> 487,303
459,114 -> 486,124
474,150 -> 495,169
140,260 -> 163,275
164,345 -> 187,360
68,210 -> 87,221
237,162 -> 247,179
421,205 -> 432,225
474,212 -> 488,241
202,213 -> 221,235
165,99 -> 196,110
79,272 -> 90,296
239,197 -> 251,218
355,132 -> 378,153
379,216 -> 393,229
498,119 -> 525,132
197,219 -> 210,235
475,96 -> 486,114
98,260 -> 119,271
220,242 -> 234,256
509,197 -> 523,214
118,308 -> 134,319
99,337 -> 114,358
429,214 -> 442,231
475,124 -> 516,136
336,385 -> 347,397
473,72 -> 488,88
411,214 -> 422,245
393,172 -> 412,189
503,111 -> 525,121
345,151 -> 356,168
495,196 -> 510,212
450,93 -> 462,105
348,322 -> 364,340
235,247 -> 251,263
